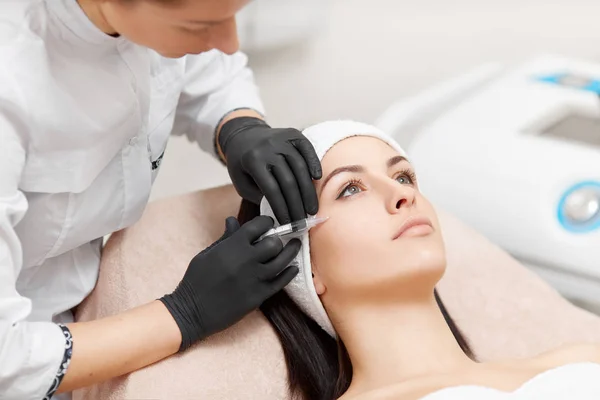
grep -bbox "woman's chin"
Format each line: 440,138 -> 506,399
393,247 -> 447,281
394,238 -> 442,264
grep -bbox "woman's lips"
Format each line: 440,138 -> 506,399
393,216 -> 434,239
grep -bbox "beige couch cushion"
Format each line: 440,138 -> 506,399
74,185 -> 600,400
438,210 -> 600,361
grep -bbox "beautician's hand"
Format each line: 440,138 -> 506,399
160,216 -> 300,351
219,117 -> 322,224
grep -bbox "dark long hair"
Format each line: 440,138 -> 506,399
238,200 -> 473,400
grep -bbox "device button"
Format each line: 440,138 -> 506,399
564,188 -> 600,224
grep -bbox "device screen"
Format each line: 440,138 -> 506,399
541,113 -> 600,147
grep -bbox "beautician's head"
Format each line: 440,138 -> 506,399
85,0 -> 246,58
310,135 -> 446,313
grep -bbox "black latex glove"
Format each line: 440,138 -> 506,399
219,117 -> 322,224
160,216 -> 300,351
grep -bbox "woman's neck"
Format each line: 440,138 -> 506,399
336,293 -> 475,396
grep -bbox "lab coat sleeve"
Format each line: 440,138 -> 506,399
0,89 -> 67,400
172,50 -> 265,159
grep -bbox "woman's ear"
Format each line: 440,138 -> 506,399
310,256 -> 326,295
312,271 -> 326,295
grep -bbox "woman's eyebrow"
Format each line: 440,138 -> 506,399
320,165 -> 364,193
387,155 -> 408,168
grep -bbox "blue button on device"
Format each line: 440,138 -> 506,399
536,73 -> 600,95
557,181 -> 600,233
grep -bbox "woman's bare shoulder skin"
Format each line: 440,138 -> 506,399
338,345 -> 600,400
523,343 -> 600,369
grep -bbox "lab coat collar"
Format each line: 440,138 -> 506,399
47,0 -> 122,48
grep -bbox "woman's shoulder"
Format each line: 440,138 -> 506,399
523,343 -> 600,370
338,346 -> 600,400
334,367 -> 517,400
337,385 -> 426,400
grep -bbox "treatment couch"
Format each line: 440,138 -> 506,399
74,185 -> 600,400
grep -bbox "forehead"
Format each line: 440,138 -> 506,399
151,0 -> 250,21
320,136 -> 400,171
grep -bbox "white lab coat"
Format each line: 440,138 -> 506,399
0,0 -> 264,399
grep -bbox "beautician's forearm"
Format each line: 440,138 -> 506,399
57,300 -> 181,394
216,108 -> 264,162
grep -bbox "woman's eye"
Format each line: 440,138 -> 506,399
339,184 -> 362,199
396,173 -> 415,185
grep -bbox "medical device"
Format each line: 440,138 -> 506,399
257,216 -> 329,242
376,55 -> 600,307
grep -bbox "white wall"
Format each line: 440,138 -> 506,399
151,0 -> 600,200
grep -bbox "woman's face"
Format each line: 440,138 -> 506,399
99,0 -> 248,58
310,136 -> 446,306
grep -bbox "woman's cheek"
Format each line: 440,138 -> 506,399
315,198 -> 378,246
311,210 -> 378,270
309,211 -> 347,275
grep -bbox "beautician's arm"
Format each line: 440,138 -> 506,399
57,215 -> 300,393
57,301 -> 180,393
171,50 -> 265,161
173,50 -> 320,224
215,108 -> 263,162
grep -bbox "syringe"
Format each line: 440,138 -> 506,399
257,215 -> 329,242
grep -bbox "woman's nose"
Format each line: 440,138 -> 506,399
385,182 -> 416,214
208,17 -> 240,55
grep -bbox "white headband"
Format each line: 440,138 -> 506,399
260,120 -> 407,337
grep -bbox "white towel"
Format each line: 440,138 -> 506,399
260,120 -> 407,337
